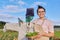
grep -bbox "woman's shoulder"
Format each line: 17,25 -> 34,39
45,19 -> 53,24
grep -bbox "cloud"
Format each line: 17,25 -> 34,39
52,20 -> 60,25
18,1 -> 26,5
9,0 -> 27,5
0,5 -> 26,13
9,0 -> 15,2
0,14 -> 24,23
34,2 -> 47,5
9,0 -> 19,2
30,2 -> 47,8
0,14 -> 17,18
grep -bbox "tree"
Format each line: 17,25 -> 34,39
0,21 -> 6,29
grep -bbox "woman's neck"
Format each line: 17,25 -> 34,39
39,17 -> 46,20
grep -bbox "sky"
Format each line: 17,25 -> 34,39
0,0 -> 60,25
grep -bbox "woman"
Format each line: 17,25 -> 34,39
32,5 -> 54,40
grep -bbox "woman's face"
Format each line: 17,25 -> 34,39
38,8 -> 45,18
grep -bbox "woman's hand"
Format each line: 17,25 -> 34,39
32,33 -> 42,39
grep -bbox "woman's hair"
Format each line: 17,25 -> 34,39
37,5 -> 46,14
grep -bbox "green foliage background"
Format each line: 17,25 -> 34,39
0,30 -> 18,40
0,21 -> 6,29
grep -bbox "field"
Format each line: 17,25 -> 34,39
54,31 -> 60,40
0,29 -> 18,40
0,29 -> 60,40
54,31 -> 60,38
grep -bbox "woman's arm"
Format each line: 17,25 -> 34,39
42,32 -> 54,37
35,32 -> 54,39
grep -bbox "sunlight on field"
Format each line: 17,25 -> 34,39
54,31 -> 60,38
0,29 -> 60,40
0,30 -> 18,40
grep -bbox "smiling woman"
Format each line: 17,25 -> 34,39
0,0 -> 60,40
32,5 -> 54,40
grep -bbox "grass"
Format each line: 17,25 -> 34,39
0,29 -> 60,40
0,30 -> 18,40
54,31 -> 60,38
